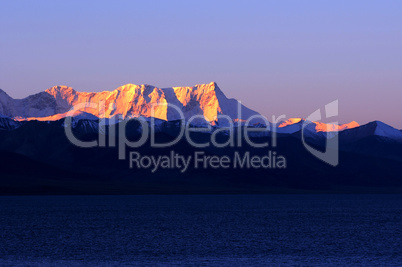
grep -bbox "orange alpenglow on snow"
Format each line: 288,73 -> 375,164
0,83 -> 360,132
314,121 -> 360,132
278,118 -> 360,132
1,82 -> 262,124
278,118 -> 303,128
14,110 -> 98,122
43,82 -> 225,122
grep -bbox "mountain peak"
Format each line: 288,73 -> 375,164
195,81 -> 218,87
340,120 -> 402,142
364,120 -> 391,129
278,118 -> 303,127
277,118 -> 359,133
46,85 -> 73,91
45,85 -> 76,96
0,88 -> 12,99
372,120 -> 388,127
314,120 -> 360,132
193,82 -> 221,93
354,120 -> 402,140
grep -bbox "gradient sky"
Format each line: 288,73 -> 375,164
1,1 -> 401,127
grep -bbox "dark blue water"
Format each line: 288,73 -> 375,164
0,195 -> 401,266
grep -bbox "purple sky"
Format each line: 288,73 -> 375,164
1,1 -> 401,127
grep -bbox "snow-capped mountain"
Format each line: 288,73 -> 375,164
0,82 -> 262,125
340,120 -> 402,143
276,118 -> 359,134
0,83 -> 401,194
0,83 -> 400,141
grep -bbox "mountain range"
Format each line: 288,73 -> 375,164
0,82 -> 371,132
0,82 -> 262,125
0,82 -> 401,194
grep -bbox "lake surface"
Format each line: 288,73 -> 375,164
0,194 -> 401,266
